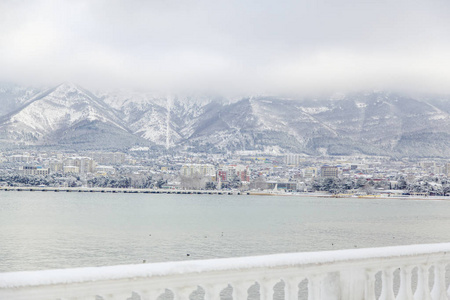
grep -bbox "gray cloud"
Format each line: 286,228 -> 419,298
1,0 -> 450,95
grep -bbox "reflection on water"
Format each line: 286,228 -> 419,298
1,192 -> 450,272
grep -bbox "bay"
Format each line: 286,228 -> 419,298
1,191 -> 450,272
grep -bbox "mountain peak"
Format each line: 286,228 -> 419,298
41,82 -> 96,105
53,82 -> 84,94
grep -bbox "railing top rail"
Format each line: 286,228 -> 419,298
2,243 -> 450,289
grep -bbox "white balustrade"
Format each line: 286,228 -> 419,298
2,243 -> 450,300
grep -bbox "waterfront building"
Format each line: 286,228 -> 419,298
216,164 -> 250,182
266,180 -> 298,191
180,164 -> 216,179
64,157 -> 96,174
18,166 -> 49,176
321,166 -> 339,178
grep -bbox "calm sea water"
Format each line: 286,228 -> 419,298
1,191 -> 450,272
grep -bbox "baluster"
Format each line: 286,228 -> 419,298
204,284 -> 224,300
447,277 -> 450,299
232,281 -> 251,300
307,274 -> 323,300
258,279 -> 277,300
131,291 -> 143,300
364,270 -> 377,300
324,272 -> 342,300
414,265 -> 432,300
379,268 -> 395,300
396,266 -> 413,300
284,277 -> 302,300
431,264 -> 447,300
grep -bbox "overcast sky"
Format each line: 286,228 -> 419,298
1,0 -> 450,95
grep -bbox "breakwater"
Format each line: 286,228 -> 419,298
0,186 -> 246,195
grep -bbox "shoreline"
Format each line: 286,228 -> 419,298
248,191 -> 450,201
1,186 -> 448,201
0,186 -> 242,195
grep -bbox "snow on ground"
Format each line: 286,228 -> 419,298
2,243 -> 450,288
301,106 -> 331,114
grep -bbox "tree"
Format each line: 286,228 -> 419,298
205,182 -> 216,190
179,173 -> 207,189
156,178 -> 167,189
397,178 -> 408,190
249,176 -> 267,190
444,186 -> 450,196
360,183 -> 374,195
228,174 -> 241,189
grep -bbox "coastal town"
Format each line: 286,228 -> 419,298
1,149 -> 449,197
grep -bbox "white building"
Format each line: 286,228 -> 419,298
321,166 -> 339,178
9,155 -> 33,163
285,154 -> 305,166
18,166 -> 49,176
63,166 -> 80,173
303,167 -> 318,179
180,164 -> 216,179
95,165 -> 115,175
217,164 -> 250,182
64,157 -> 96,173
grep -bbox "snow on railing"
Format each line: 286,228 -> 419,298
2,243 -> 450,300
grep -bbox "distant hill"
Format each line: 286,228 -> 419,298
0,83 -> 150,150
0,83 -> 449,157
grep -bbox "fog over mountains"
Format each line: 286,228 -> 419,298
0,82 -> 449,157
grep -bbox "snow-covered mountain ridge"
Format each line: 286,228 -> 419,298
0,83 -> 146,149
0,83 -> 449,157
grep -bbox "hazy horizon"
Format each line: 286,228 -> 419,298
1,0 -> 450,97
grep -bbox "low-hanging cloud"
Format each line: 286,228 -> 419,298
1,0 -> 450,95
